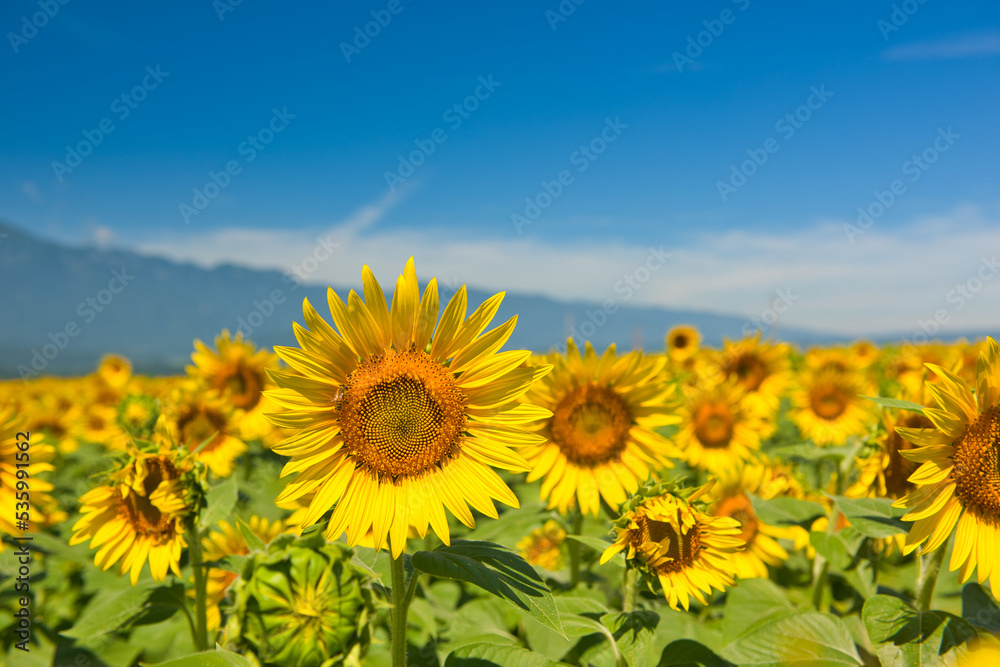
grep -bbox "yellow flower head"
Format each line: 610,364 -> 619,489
517,519 -> 567,571
676,380 -> 763,474
602,481 -> 743,610
158,384 -> 247,477
520,340 -> 680,516
666,325 -> 701,361
265,259 -> 551,558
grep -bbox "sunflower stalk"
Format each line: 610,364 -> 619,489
622,566 -> 638,613
916,543 -> 948,612
391,552 -> 412,667
568,509 -> 584,587
187,525 -> 209,652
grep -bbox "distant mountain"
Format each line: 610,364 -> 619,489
0,220 -> 910,378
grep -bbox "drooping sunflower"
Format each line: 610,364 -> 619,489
675,380 -> 763,474
188,330 -> 280,441
265,259 -> 551,558
517,519 -> 567,571
519,340 -> 680,516
894,338 -> 1000,597
707,462 -> 794,579
158,384 -> 247,477
601,481 -> 743,610
789,367 -> 874,446
70,444 -> 200,584
202,516 -> 289,629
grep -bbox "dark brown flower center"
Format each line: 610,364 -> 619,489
714,492 -> 758,544
694,402 -> 735,448
550,384 -> 632,466
883,413 -> 932,497
726,354 -> 768,392
810,382 -> 849,420
953,405 -> 1000,516
637,514 -> 702,574
116,457 -> 178,538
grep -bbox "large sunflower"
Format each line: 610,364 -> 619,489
265,259 -> 551,558
894,338 -> 1000,597
188,330 -> 279,441
675,380 -> 762,474
70,445 -> 199,584
601,481 -> 743,610
520,340 -> 679,516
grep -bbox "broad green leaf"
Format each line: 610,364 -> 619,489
833,496 -> 909,538
810,531 -> 854,570
201,474 -> 238,529
445,642 -> 567,667
863,594 -> 977,666
749,494 -> 825,528
862,396 -> 927,414
721,611 -> 863,666
60,579 -> 160,640
602,611 -> 659,667
236,517 -> 266,552
411,540 -> 564,636
962,583 -> 1000,633
144,650 -> 257,667
658,639 -> 734,667
722,578 -> 795,645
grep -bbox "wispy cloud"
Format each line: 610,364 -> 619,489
883,29 -> 1000,61
128,196 -> 1000,338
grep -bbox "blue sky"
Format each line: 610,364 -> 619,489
3,0 -> 1000,336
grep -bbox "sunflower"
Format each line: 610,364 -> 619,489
706,334 -> 793,418
666,325 -> 701,362
188,330 -> 279,441
202,516 -> 288,629
675,380 -> 763,474
847,402 -> 933,501
894,338 -> 1000,598
707,463 -> 793,579
517,519 -> 567,571
158,384 -> 247,477
70,444 -> 199,584
789,368 -> 874,446
0,405 -> 65,546
265,259 -> 551,558
601,481 -> 743,610
520,340 -> 679,516
97,353 -> 133,392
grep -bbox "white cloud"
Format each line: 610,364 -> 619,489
127,200 -> 1000,339
884,30 -> 1000,61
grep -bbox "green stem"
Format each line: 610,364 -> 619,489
391,551 -> 409,667
568,509 -> 584,588
623,567 -> 638,613
811,558 -> 830,611
187,526 -> 209,651
916,544 -> 948,612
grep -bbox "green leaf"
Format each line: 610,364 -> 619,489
411,540 -> 564,636
564,534 -> 616,555
60,580 -> 161,641
445,642 -> 567,666
144,650 -> 257,667
213,554 -> 250,575
658,639 -> 734,667
810,532 -> 854,570
236,517 -> 266,552
862,396 -> 927,414
863,594 -> 977,666
722,611 -> 863,666
722,578 -> 795,645
768,443 -> 857,463
833,496 -> 909,538
602,610 -> 659,667
201,474 -> 238,529
962,583 -> 1000,633
748,494 -> 826,528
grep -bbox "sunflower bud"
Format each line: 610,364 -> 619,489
117,394 -> 160,439
225,532 -> 372,667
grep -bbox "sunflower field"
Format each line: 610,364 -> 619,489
5,260 -> 1000,667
